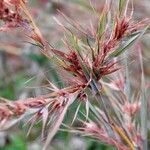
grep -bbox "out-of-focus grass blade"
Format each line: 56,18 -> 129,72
85,100 -> 89,121
124,52 -> 131,101
88,102 -> 101,121
71,0 -> 92,10
71,102 -> 81,125
109,26 -> 149,58
41,107 -> 49,138
139,49 -> 147,150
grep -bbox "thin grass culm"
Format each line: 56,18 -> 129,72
0,0 -> 150,150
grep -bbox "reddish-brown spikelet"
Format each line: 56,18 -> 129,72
113,17 -> 129,40
0,105 -> 13,121
0,97 -> 47,121
0,0 -> 25,31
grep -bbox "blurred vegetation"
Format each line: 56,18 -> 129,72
0,134 -> 27,150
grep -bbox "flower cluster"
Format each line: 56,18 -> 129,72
0,0 -> 26,31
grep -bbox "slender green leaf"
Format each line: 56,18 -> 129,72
85,100 -> 89,121
109,26 -> 149,58
139,49 -> 147,150
97,3 -> 109,38
71,102 -> 81,125
118,0 -> 126,16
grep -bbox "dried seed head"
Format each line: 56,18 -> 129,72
24,97 -> 47,108
67,51 -> 82,70
13,102 -> 27,115
0,105 -> 13,121
114,17 -> 129,40
0,0 -> 27,31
